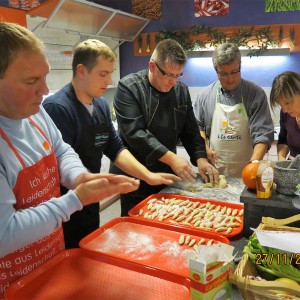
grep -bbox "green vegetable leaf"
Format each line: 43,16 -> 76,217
243,233 -> 300,283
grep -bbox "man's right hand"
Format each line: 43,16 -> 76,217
74,173 -> 140,206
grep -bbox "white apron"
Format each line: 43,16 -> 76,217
210,86 -> 252,177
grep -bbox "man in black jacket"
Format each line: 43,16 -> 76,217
110,39 -> 219,216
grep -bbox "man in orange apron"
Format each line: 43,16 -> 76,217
0,22 -> 139,299
194,43 -> 274,177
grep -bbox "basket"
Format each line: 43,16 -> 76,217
229,214 -> 300,300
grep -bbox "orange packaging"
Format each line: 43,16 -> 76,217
256,160 -> 274,198
188,243 -> 234,300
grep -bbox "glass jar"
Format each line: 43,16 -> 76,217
256,160 -> 274,199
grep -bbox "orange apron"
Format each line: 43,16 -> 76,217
0,118 -> 64,299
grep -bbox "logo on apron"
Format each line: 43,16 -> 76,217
218,118 -> 242,140
210,86 -> 252,176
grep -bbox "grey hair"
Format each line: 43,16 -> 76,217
270,71 -> 300,109
150,38 -> 187,67
212,43 -> 241,71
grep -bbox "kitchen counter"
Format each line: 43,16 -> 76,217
241,186 -> 300,236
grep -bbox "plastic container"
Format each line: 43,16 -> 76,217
79,217 -> 229,279
5,249 -> 191,300
255,160 -> 274,199
128,194 -> 244,237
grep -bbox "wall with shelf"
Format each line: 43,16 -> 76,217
26,15 -> 120,92
96,0 -> 297,128
97,0 -> 300,88
133,24 -> 298,57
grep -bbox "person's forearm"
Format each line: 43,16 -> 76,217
159,150 -> 177,166
250,143 -> 268,161
114,149 -> 152,181
0,191 -> 82,258
277,144 -> 289,160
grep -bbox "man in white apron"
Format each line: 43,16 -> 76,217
210,85 -> 253,176
194,43 -> 274,177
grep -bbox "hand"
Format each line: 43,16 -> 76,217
206,147 -> 218,166
74,174 -> 140,206
74,172 -> 119,186
169,155 -> 197,182
144,172 -> 181,186
197,158 -> 219,184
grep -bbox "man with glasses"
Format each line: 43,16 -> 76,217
193,43 -> 274,177
110,38 -> 219,216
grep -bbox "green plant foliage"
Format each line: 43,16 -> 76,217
157,24 -> 286,57
244,234 -> 300,282
266,0 -> 300,12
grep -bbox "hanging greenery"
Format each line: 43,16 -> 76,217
156,24 -> 286,57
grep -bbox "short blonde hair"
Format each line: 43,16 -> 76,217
0,22 -> 45,78
72,39 -> 116,76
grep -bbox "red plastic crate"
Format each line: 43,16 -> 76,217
5,248 -> 190,300
128,193 -> 244,237
79,217 -> 229,279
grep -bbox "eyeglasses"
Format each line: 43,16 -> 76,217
153,61 -> 183,79
217,69 -> 240,79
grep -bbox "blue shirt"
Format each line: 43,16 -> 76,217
43,83 -> 125,173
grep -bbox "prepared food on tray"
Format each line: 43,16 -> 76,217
178,234 -> 215,252
130,194 -> 244,236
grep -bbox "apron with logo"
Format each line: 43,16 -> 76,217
210,86 -> 252,177
0,118 -> 63,299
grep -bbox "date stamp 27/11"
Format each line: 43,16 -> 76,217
255,253 -> 300,265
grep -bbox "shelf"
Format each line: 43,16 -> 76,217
27,0 -> 150,43
187,47 -> 290,58
134,24 -> 299,56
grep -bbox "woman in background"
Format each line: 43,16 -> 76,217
270,71 -> 300,160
